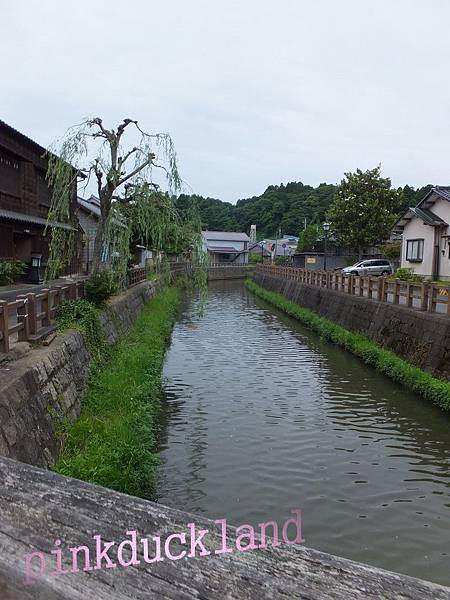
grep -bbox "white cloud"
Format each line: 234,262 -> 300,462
1,0 -> 449,202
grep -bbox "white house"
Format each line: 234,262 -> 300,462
201,230 -> 250,264
394,186 -> 450,280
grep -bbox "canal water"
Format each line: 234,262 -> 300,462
156,280 -> 450,585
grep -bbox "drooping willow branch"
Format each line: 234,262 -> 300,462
44,117 -> 185,283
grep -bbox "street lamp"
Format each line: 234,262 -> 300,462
323,222 -> 330,271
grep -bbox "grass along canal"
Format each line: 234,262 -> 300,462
156,279 -> 450,586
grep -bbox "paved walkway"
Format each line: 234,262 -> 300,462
0,277 -> 84,302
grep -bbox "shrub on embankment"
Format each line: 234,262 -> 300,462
55,286 -> 181,498
246,279 -> 450,412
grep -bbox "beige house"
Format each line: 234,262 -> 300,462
201,230 -> 250,264
394,186 -> 450,280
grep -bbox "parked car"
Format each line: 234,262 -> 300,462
341,259 -> 393,277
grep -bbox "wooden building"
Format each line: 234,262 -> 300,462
0,120 -> 79,276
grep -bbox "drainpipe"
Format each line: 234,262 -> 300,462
432,226 -> 440,281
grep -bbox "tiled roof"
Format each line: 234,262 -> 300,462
410,206 -> 447,226
77,195 -> 101,218
0,119 -> 47,154
0,209 -> 76,231
434,186 -> 450,202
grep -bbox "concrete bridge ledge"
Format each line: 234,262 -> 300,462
0,457 -> 448,600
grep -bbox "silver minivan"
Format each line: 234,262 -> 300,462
341,259 -> 393,277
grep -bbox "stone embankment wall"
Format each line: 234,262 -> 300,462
208,265 -> 255,280
253,271 -> 450,379
0,280 -> 160,468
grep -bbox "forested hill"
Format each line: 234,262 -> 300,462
176,182 -> 433,238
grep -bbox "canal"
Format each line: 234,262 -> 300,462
156,280 -> 450,585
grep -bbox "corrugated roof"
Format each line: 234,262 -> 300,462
202,230 -> 250,242
0,209 -> 76,231
207,246 -> 242,253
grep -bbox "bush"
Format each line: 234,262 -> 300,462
56,299 -> 106,362
381,241 -> 401,260
85,269 -> 117,306
393,267 -> 424,282
0,260 -> 26,285
274,256 -> 290,265
249,254 -> 263,264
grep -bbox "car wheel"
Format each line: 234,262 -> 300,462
351,270 -> 359,276
381,270 -> 389,276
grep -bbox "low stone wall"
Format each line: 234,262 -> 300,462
100,280 -> 160,344
253,271 -> 450,379
208,265 -> 255,280
0,280 -> 161,468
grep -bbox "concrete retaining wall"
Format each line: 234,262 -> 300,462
208,265 -> 255,280
253,271 -> 450,380
0,280 -> 161,468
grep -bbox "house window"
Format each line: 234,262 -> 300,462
406,239 -> 424,262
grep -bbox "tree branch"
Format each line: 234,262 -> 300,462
117,155 -> 155,186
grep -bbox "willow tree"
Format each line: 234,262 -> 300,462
45,117 -> 183,281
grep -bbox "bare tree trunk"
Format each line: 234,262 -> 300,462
91,218 -> 105,273
91,189 -> 112,273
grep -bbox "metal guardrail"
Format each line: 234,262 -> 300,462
256,264 -> 450,316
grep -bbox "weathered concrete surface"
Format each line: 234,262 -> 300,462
0,332 -> 89,468
208,265 -> 255,280
0,280 -> 161,468
0,456 -> 448,600
253,271 -> 450,379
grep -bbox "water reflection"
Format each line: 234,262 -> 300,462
156,280 -> 450,585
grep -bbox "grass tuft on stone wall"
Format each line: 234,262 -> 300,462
246,279 -> 450,412
55,286 -> 181,498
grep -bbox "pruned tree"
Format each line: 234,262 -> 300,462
46,117 -> 183,280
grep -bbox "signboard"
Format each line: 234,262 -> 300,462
306,257 -> 316,264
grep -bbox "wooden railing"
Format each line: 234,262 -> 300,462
0,280 -> 86,354
208,262 -> 255,268
127,267 -> 146,287
256,264 -> 450,316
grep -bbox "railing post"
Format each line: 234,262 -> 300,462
393,280 -> 399,305
16,296 -> 30,342
428,284 -> 435,313
0,301 -> 9,354
406,283 -> 412,308
41,289 -> 51,327
359,277 -> 364,297
26,293 -> 37,336
347,275 -> 352,294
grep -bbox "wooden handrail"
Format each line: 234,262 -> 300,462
255,264 -> 450,317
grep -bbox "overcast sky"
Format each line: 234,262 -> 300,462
2,0 -> 450,202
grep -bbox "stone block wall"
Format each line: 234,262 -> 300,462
208,265 -> 255,280
0,280 -> 161,468
253,271 -> 450,379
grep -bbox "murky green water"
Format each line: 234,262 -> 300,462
156,280 -> 450,585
